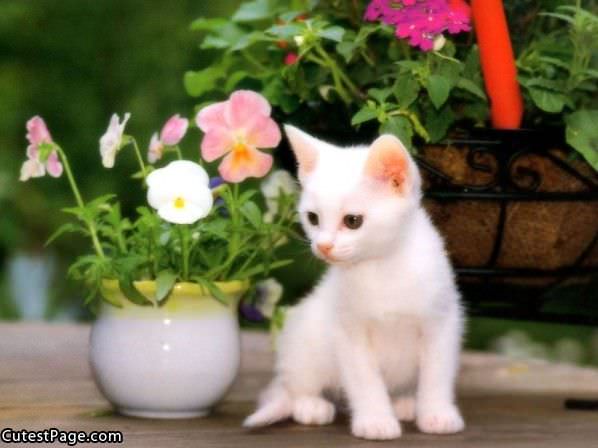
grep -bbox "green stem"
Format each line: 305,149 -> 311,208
174,146 -> 183,160
179,225 -> 190,280
314,45 -> 361,101
56,147 -> 105,258
129,137 -> 147,180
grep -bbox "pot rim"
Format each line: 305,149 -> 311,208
101,278 -> 250,297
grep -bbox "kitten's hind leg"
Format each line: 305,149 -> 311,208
393,396 -> 416,422
293,396 -> 336,425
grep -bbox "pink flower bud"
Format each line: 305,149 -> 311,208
160,114 -> 189,146
284,53 -> 299,66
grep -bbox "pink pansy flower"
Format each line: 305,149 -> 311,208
196,90 -> 281,183
160,114 -> 189,146
20,116 -> 63,181
99,113 -> 131,168
147,132 -> 164,164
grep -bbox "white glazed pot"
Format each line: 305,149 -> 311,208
90,279 -> 248,419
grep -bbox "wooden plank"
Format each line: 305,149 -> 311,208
1,323 -> 598,447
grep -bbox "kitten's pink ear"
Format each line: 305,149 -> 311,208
284,125 -> 319,179
365,134 -> 411,194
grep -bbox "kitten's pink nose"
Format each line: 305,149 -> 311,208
317,242 -> 334,255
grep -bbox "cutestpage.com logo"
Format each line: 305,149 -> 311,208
1,427 -> 124,446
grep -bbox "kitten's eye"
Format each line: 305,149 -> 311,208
343,214 -> 363,230
307,211 -> 319,226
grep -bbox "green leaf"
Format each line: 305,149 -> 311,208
184,64 -> 227,98
565,110 -> 598,170
318,26 -> 345,42
241,201 -> 263,229
45,223 -> 84,246
368,87 -> 392,104
200,35 -> 232,50
426,75 -> 451,109
380,116 -> 413,150
118,277 -> 151,306
456,78 -> 487,101
155,270 -> 177,303
200,23 -> 246,50
232,0 -> 273,22
266,23 -> 303,39
336,41 -> 357,63
193,277 -> 230,305
190,17 -> 228,32
393,74 -> 420,109
230,31 -> 266,51
528,88 -> 566,113
351,106 -> 378,125
237,259 -> 293,279
225,71 -> 249,91
425,105 -> 455,143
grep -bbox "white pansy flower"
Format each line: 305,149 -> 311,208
261,169 -> 298,222
255,278 -> 284,319
100,113 -> 131,168
147,160 -> 213,225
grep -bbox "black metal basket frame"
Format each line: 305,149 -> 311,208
416,128 -> 598,326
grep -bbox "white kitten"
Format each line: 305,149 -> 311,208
243,126 -> 465,440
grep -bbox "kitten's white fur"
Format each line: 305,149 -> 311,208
244,126 -> 465,440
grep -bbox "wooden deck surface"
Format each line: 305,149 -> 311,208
2,323 -> 598,447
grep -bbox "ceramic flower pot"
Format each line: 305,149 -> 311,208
90,279 -> 248,419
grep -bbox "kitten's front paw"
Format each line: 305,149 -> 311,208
293,396 -> 335,426
417,404 -> 465,434
351,414 -> 402,440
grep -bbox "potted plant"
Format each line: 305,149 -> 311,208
18,90 -> 298,418
186,0 -> 598,324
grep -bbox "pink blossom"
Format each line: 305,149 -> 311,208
364,0 -> 471,51
20,116 -> 63,181
196,90 -> 280,183
147,132 -> 164,164
160,114 -> 189,146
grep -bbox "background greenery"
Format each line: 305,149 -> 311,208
0,0 -> 596,365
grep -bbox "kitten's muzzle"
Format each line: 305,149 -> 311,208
317,242 -> 334,256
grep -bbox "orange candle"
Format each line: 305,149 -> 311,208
471,0 -> 524,129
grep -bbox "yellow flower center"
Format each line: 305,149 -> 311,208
174,197 -> 186,209
232,142 -> 252,168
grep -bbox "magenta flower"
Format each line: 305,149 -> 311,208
364,0 -> 471,51
20,116 -> 63,181
160,114 -> 189,146
196,90 -> 281,183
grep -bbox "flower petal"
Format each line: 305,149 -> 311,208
160,114 -> 189,146
195,101 -> 227,133
26,116 -> 52,146
19,159 -> 45,181
148,132 -> 164,164
146,160 -> 212,223
218,146 -> 273,183
246,115 -> 282,149
99,113 -> 130,168
224,90 -> 272,130
201,127 -> 234,162
46,151 -> 63,177
157,201 -> 205,225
